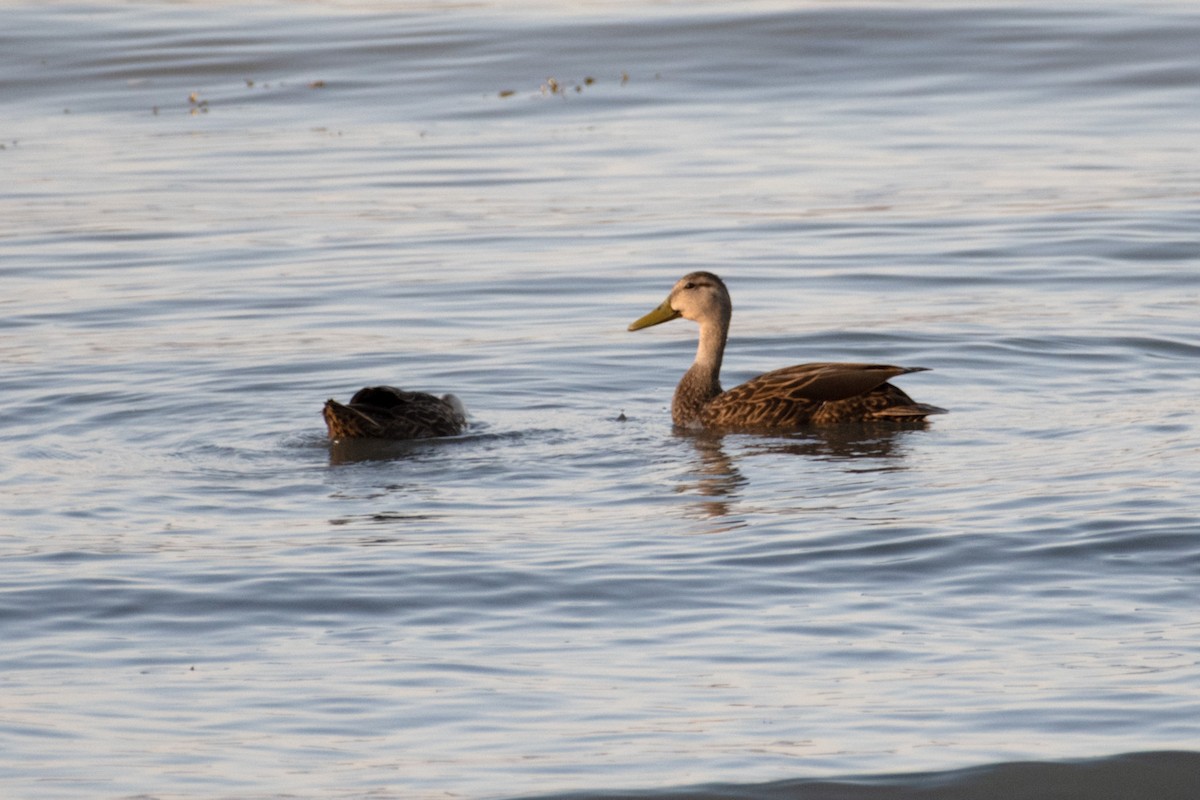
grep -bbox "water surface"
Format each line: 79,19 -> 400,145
2,1 -> 1199,798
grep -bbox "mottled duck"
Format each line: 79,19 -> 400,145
628,272 -> 944,430
323,386 -> 467,441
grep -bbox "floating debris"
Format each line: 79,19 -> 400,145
500,72 -> 631,101
308,80 -> 326,89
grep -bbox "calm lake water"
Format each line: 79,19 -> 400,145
2,1 -> 1199,798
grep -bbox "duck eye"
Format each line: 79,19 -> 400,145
683,282 -> 696,289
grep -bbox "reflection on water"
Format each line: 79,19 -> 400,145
326,431 -> 485,465
4,1 -> 1199,797
675,432 -> 747,520
327,437 -> 433,465
745,423 -> 929,464
675,423 -> 924,520
328,511 -> 441,527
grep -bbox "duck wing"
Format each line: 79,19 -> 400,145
702,363 -> 935,428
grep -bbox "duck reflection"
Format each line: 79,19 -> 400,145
675,422 -> 927,519
327,437 -> 426,466
743,421 -> 930,463
674,431 -> 748,520
326,431 -> 479,466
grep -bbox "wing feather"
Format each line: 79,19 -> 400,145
701,363 -> 936,428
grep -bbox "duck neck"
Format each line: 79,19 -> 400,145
672,314 -> 728,426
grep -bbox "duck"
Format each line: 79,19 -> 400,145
628,271 -> 944,430
323,386 -> 467,441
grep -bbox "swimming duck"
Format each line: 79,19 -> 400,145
628,272 -> 944,430
323,386 -> 467,440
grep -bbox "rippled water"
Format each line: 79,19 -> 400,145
2,1 -> 1199,798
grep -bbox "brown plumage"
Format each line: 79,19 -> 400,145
628,272 -> 944,430
322,386 -> 467,441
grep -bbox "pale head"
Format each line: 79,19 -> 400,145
628,271 -> 731,331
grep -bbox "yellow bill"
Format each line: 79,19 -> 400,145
628,297 -> 681,331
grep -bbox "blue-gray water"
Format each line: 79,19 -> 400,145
2,1 -> 1199,798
